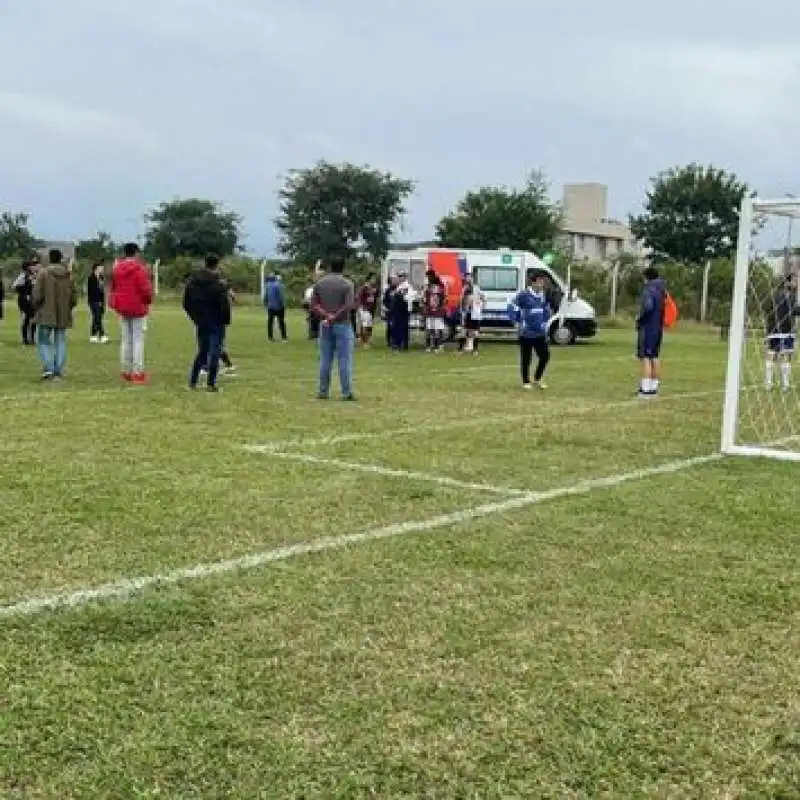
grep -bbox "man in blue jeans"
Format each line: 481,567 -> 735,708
182,254 -> 231,393
310,257 -> 356,400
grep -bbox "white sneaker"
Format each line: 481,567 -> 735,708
89,336 -> 99,343
100,336 -> 109,344
522,383 -> 533,390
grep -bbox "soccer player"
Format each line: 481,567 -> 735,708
507,270 -> 552,389
765,273 -> 798,392
109,243 -> 153,384
636,266 -> 667,397
459,273 -> 485,353
422,270 -> 447,352
357,273 -> 378,347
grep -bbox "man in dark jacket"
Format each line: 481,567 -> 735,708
182,254 -> 231,392
32,249 -> 77,380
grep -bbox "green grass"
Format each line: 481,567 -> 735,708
1,304 -> 798,798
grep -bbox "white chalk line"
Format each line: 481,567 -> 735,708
243,450 -> 526,496
0,452 -> 721,619
248,388 -> 725,452
0,353 -> 720,404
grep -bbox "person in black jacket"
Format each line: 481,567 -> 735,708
87,262 -> 108,342
13,258 -> 38,344
182,254 -> 231,392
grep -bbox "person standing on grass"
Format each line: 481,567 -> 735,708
264,272 -> 287,342
636,265 -> 667,397
183,253 -> 231,393
31,249 -> 77,380
357,272 -> 378,347
459,273 -> 485,354
13,258 -> 38,345
310,257 -> 356,400
201,280 -> 236,378
507,270 -> 552,390
764,272 -> 798,392
109,243 -> 153,384
87,262 -> 108,343
422,270 -> 447,352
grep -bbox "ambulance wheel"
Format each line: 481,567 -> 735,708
550,322 -> 576,346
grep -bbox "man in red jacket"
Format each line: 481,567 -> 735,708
109,242 -> 153,384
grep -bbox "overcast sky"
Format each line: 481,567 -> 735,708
1,0 -> 798,254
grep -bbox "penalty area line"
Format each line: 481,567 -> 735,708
0,451 -> 720,619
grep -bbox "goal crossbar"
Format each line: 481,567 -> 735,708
721,196 -> 799,460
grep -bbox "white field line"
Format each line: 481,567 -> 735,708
243,450 -> 526,495
0,452 -> 720,618
0,353 -> 720,404
250,388 -> 725,452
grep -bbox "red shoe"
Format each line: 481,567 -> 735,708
131,372 -> 149,385
121,372 -> 132,382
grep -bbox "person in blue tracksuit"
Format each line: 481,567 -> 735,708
263,273 -> 287,341
636,266 -> 667,396
507,270 -> 552,389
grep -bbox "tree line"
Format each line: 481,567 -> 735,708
0,161 -> 773,321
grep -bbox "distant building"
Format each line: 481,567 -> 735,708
559,183 -> 643,263
38,240 -> 76,263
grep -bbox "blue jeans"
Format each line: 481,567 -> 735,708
318,322 -> 354,397
190,325 -> 222,387
37,325 -> 67,376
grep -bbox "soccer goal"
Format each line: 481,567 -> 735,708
721,196 -> 800,461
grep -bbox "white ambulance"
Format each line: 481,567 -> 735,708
382,247 -> 597,345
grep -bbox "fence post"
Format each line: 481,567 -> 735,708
259,259 -> 267,299
610,260 -> 619,319
700,259 -> 711,322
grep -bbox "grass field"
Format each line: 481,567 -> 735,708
1,303 -> 798,798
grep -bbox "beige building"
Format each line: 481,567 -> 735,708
559,183 -> 643,263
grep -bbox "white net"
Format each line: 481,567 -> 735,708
723,198 -> 800,460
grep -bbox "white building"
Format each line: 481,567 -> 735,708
559,183 -> 643,263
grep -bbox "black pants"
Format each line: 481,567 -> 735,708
519,336 -> 550,383
20,307 -> 35,344
90,302 -> 105,337
268,309 -> 287,340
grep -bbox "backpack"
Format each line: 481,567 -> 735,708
662,291 -> 678,328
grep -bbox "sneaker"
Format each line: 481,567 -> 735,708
316,393 -> 329,400
131,372 -> 149,385
534,380 -> 547,390
342,394 -> 356,401
100,336 -> 109,344
522,383 -> 533,390
90,336 -> 99,343
40,372 -> 53,381
121,372 -> 132,382
221,366 -> 237,376
637,390 -> 656,398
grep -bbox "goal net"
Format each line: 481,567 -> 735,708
721,197 -> 800,461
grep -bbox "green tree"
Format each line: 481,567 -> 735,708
276,161 -> 415,264
630,164 -> 752,264
76,231 -> 117,264
144,198 -> 243,261
0,212 -> 41,259
436,172 -> 562,253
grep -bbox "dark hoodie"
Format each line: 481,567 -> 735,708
637,278 -> 667,330
182,268 -> 231,330
767,281 -> 799,336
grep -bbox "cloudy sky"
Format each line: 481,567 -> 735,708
1,0 -> 798,254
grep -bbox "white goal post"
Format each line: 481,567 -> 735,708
721,196 -> 800,461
